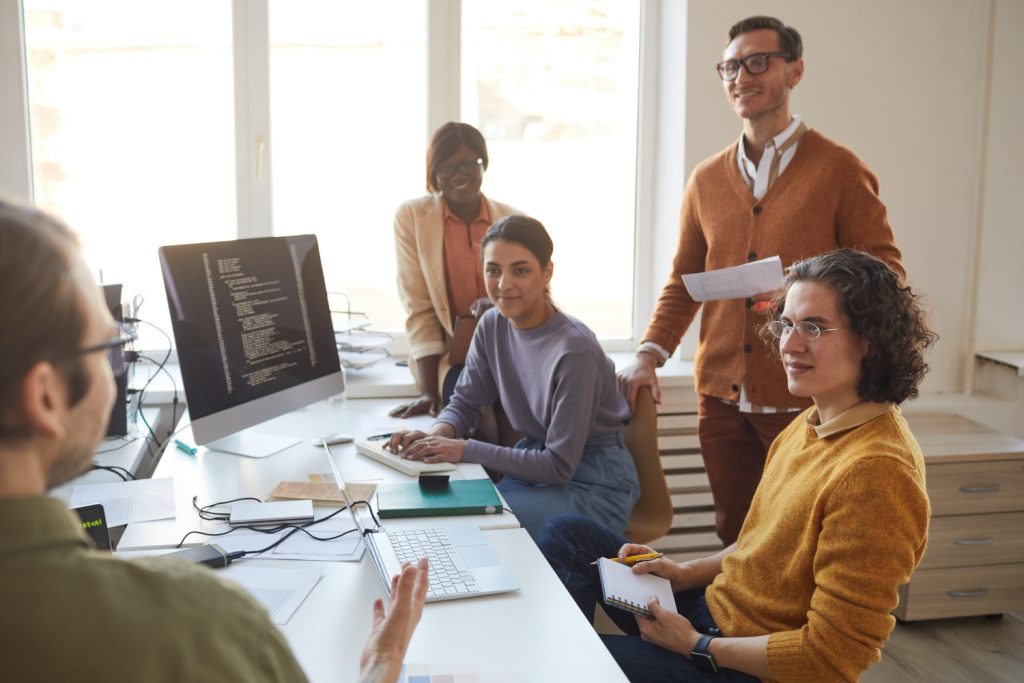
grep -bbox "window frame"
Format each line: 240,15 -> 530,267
1,0 -> 685,355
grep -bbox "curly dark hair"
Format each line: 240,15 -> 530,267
759,249 -> 938,405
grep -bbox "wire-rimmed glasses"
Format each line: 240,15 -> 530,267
767,319 -> 842,341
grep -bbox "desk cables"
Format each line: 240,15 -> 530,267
178,496 -> 380,559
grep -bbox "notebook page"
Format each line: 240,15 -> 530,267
597,557 -> 677,618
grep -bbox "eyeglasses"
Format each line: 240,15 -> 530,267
767,320 -> 842,341
435,158 -> 483,180
716,51 -> 792,81
68,323 -> 138,376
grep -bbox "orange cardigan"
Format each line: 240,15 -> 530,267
643,130 -> 905,407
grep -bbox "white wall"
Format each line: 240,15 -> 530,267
656,0 -> 1019,394
974,0 -> 1024,353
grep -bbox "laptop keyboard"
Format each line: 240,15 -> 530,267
355,439 -> 457,477
388,528 -> 480,598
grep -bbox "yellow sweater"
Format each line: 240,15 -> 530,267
705,402 -> 930,682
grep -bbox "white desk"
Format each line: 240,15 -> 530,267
117,397 -> 627,683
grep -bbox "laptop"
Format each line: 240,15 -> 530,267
323,444 -> 519,603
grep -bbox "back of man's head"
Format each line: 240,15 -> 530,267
727,15 -> 803,59
0,201 -> 89,439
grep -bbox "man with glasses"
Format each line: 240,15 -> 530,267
0,200 -> 427,682
619,15 -> 905,546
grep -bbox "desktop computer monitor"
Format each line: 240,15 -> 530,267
159,235 -> 344,457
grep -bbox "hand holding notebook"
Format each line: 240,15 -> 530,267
596,557 -> 677,619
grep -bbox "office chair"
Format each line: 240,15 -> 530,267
622,386 -> 673,544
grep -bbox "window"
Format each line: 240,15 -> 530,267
16,0 -> 651,347
23,0 -> 236,340
462,0 -> 640,339
269,1 -> 427,332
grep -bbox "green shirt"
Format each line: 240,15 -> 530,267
0,496 -> 309,682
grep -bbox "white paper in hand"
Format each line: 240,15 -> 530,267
682,255 -> 784,301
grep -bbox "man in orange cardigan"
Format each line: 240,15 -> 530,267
619,16 -> 904,546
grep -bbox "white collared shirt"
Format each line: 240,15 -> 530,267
737,115 -> 804,200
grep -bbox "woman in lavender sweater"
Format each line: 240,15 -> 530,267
388,216 -> 639,537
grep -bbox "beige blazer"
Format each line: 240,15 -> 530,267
393,193 -> 520,389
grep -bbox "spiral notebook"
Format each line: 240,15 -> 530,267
596,557 -> 677,618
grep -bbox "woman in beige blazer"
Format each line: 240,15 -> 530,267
391,122 -> 519,418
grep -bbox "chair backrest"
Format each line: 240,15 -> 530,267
622,386 -> 672,544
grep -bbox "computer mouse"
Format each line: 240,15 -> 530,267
313,433 -> 354,447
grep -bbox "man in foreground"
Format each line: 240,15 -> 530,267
0,199 -> 427,682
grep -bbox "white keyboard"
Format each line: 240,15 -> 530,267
355,439 -> 457,477
388,528 -> 480,598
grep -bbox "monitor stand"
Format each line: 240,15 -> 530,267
206,431 -> 302,459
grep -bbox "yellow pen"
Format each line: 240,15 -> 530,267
590,552 -> 663,566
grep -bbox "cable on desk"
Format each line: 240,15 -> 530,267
90,463 -> 135,481
179,496 -> 379,556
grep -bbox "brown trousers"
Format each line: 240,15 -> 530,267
698,394 -> 800,546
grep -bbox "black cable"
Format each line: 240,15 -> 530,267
90,464 -> 133,481
125,318 -> 177,448
178,497 -> 376,556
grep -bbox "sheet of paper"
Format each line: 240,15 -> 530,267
340,350 -> 389,369
681,255 -> 783,302
69,477 -> 176,526
218,565 -> 323,625
335,332 -> 392,352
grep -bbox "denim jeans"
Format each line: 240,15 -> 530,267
498,433 -> 639,539
537,514 -> 760,683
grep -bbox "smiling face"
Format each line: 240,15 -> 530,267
437,143 -> 484,209
778,281 -> 867,423
722,28 -> 803,129
483,239 -> 553,330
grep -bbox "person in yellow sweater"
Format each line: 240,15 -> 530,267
538,249 -> 937,682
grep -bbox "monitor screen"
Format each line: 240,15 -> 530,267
159,235 -> 344,455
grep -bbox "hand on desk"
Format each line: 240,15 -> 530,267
359,557 -> 429,683
388,392 -> 440,419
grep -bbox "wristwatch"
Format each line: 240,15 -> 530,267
690,633 -> 719,673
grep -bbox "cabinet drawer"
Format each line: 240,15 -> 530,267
926,460 -> 1024,516
918,512 -> 1024,569
895,562 -> 1024,620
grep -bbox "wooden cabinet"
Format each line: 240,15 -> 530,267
895,413 -> 1024,621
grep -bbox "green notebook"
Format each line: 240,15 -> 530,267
376,478 -> 503,519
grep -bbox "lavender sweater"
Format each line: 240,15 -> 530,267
436,308 -> 630,485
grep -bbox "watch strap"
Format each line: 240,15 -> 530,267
690,633 -> 718,673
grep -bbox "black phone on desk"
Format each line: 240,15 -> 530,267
72,504 -> 112,552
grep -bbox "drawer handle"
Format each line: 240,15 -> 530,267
953,537 -> 994,546
959,484 -> 1000,493
947,589 -> 989,598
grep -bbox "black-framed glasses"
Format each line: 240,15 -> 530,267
435,158 -> 483,180
716,51 -> 792,81
767,320 -> 842,341
68,323 -> 138,376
